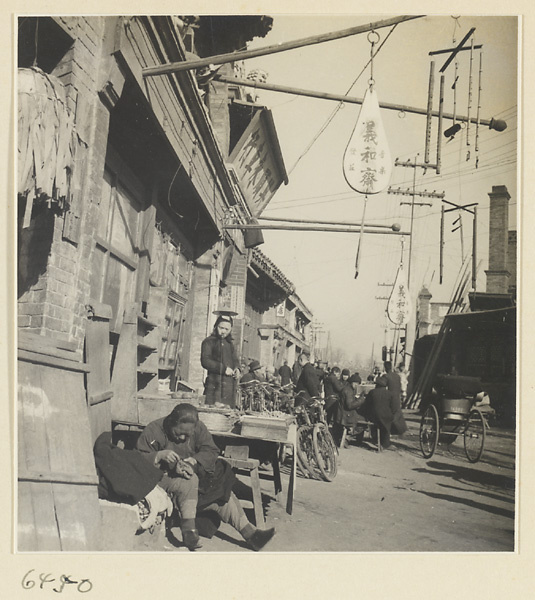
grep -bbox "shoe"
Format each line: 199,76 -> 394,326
248,527 -> 275,551
182,528 -> 202,551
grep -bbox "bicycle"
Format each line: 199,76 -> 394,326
294,395 -> 338,482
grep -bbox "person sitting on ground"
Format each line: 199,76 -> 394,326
240,360 -> 264,385
383,360 -> 408,437
323,366 -> 344,424
367,375 -> 398,449
295,352 -> 321,406
136,403 -> 275,552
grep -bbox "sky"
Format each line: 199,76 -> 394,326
244,15 -> 518,369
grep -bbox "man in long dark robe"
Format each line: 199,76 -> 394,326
295,352 -> 321,406
323,366 -> 343,424
137,403 -> 275,551
278,360 -> 292,387
383,360 -> 408,436
367,375 -> 398,449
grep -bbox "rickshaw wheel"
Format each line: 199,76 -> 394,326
464,408 -> 486,463
420,404 -> 439,459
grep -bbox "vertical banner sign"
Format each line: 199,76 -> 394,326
387,265 -> 412,326
343,87 -> 392,194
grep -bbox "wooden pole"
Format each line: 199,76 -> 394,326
214,73 -> 500,128
472,206 -> 478,291
222,224 -> 410,235
440,205 -> 445,284
258,215 -> 397,229
439,27 -> 476,72
142,15 -> 423,77
424,61 -> 435,164
436,74 -> 445,174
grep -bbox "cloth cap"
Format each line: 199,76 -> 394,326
249,360 -> 261,371
376,375 -> 388,388
341,368 -> 350,376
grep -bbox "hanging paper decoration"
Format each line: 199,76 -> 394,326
18,67 -> 77,227
387,264 -> 412,326
343,86 -> 392,194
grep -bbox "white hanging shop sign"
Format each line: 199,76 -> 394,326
387,264 -> 412,326
343,86 -> 392,195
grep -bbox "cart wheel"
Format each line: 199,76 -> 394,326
419,404 -> 439,459
312,423 -> 337,482
464,408 -> 486,463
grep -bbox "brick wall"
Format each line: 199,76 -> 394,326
507,231 -> 517,292
18,17 -> 110,349
485,185 -> 511,294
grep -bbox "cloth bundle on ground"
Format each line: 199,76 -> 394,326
93,432 -> 172,531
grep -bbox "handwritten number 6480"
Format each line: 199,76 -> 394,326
21,570 -> 93,593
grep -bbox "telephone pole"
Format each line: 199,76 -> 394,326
388,159 -> 445,373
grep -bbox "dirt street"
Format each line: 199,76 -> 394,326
146,409 -> 515,553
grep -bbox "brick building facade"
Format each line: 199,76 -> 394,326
16,15 -> 302,551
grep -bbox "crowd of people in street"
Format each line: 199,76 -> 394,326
284,353 -> 409,450
93,312 -> 410,553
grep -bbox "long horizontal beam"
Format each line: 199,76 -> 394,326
258,215 -> 399,229
223,224 -> 410,235
214,74 -> 505,129
142,15 -> 423,77
429,44 -> 482,56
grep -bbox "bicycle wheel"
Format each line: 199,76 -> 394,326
296,425 -> 318,479
312,423 -> 337,482
464,408 -> 486,463
419,404 -> 439,459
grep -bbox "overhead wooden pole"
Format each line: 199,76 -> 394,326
223,224 -> 410,235
213,73 -> 506,129
258,215 -> 399,229
142,15 -> 423,77
424,61 -> 435,163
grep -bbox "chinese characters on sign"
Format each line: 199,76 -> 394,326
229,109 -> 288,217
343,87 -> 392,194
387,265 -> 412,326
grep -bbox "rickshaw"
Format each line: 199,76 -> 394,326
419,375 -> 487,463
